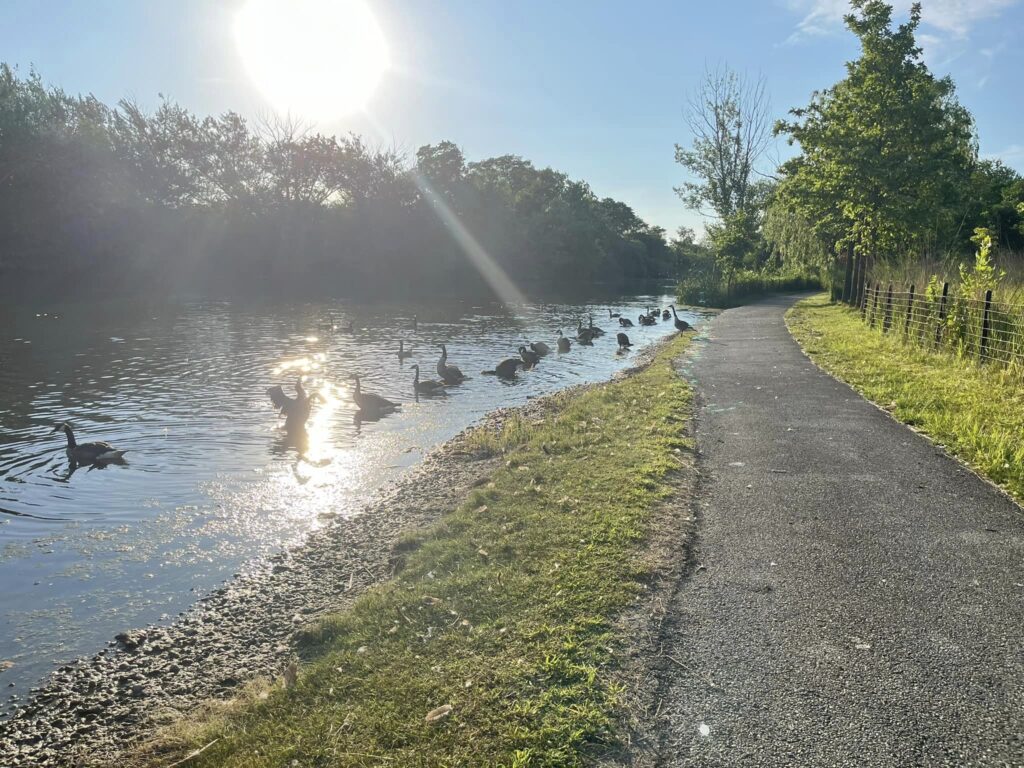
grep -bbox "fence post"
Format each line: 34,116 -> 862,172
904,284 -> 914,335
980,289 -> 993,360
935,282 -> 948,347
883,282 -> 894,332
842,246 -> 854,304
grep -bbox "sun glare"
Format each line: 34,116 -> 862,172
234,0 -> 389,121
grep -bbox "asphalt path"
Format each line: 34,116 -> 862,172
659,295 -> 1024,767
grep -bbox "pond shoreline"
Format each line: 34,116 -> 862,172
1,344 -> 678,766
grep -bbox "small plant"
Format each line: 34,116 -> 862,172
946,228 -> 1005,354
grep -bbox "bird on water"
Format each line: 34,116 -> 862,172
52,423 -> 127,465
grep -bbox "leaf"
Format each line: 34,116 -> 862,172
425,704 -> 452,724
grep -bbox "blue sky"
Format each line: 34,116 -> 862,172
2,0 -> 1022,236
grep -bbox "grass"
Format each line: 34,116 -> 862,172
132,335 -> 695,768
787,294 -> 1024,501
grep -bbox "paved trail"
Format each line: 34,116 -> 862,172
659,296 -> 1024,767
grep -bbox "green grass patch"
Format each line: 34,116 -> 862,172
788,294 -> 1024,501
138,335 -> 694,768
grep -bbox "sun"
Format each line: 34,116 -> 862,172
234,0 -> 389,122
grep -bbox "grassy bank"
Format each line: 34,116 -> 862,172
787,295 -> 1024,501
134,335 -> 694,768
678,269 -> 823,309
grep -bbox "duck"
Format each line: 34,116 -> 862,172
530,340 -> 551,357
412,364 -> 445,395
436,344 -> 466,384
608,308 -> 621,319
617,332 -> 632,348
619,317 -> 634,328
52,422 -> 127,464
482,358 -> 523,378
267,376 -> 319,431
662,308 -> 671,321
670,305 -> 691,332
557,331 -> 571,353
397,340 -> 413,361
519,345 -> 540,368
352,375 -> 400,414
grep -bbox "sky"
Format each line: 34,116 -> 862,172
2,0 -> 1022,237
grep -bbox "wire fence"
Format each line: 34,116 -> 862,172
852,279 -> 1024,374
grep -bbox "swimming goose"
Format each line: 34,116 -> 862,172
638,313 -> 655,326
482,358 -> 523,378
340,320 -> 355,333
530,341 -> 551,356
436,344 -> 466,384
617,332 -> 632,348
519,345 -> 540,368
267,377 -> 318,431
608,309 -> 621,319
412,364 -> 445,395
576,321 -> 596,344
556,331 -> 571,353
670,305 -> 691,332
52,423 -> 127,464
662,308 -> 671,320
398,340 -> 412,361
587,316 -> 606,336
352,375 -> 400,414
619,317 -> 634,328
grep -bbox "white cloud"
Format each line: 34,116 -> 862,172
783,0 -> 1021,44
984,144 -> 1024,168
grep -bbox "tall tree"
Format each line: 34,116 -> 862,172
775,0 -> 976,262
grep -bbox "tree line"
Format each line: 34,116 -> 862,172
674,0 -> 1024,303
0,64 -> 677,299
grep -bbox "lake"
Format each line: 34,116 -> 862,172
0,291 -> 697,707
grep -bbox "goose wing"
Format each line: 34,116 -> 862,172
267,385 -> 294,412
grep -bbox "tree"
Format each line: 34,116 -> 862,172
775,1 -> 976,264
675,65 -> 772,220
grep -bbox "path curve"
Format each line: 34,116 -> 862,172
660,296 -> 1024,767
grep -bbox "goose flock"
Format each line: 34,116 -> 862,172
49,304 -> 693,464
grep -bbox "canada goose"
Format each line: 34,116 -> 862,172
617,332 -> 632,348
670,305 -> 691,332
619,317 -> 634,328
437,344 -> 466,384
482,358 -> 523,378
638,313 -> 655,327
646,307 -> 659,322
52,423 -> 127,464
576,321 -> 596,343
530,341 -> 552,356
587,316 -> 606,336
608,309 -> 621,319
352,375 -> 400,414
397,340 -> 412,360
557,331 -> 571,353
267,377 -> 318,431
519,345 -> 540,368
412,364 -> 445,395
662,308 -> 671,320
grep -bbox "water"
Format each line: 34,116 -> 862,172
0,292 -> 696,705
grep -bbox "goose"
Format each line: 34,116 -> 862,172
638,313 -> 655,327
530,341 -> 552,357
482,358 -> 523,378
662,308 -> 671,320
576,320 -> 596,344
267,377 -> 318,431
670,305 -> 691,332
52,423 -> 127,464
617,332 -> 632,348
619,317 -> 634,328
436,344 -> 466,384
556,331 -> 571,353
587,316 -> 606,336
608,308 -> 621,319
397,340 -> 413,361
340,320 -> 355,333
646,307 -> 659,322
352,375 -> 400,414
412,364 -> 445,395
519,345 -> 540,368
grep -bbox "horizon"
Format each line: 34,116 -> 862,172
2,0 -> 1022,238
